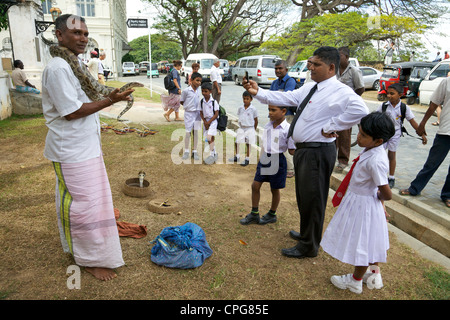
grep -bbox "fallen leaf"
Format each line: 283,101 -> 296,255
239,240 -> 247,245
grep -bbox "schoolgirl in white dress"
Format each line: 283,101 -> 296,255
321,112 -> 395,294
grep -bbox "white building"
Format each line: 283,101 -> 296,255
0,0 -> 131,78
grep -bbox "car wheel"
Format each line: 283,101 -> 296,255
234,76 -> 240,86
407,96 -> 416,105
373,80 -> 380,91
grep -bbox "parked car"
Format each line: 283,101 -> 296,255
405,62 -> 436,105
359,66 -> 382,90
134,65 -> 140,75
232,55 -> 280,85
122,62 -> 136,76
139,61 -> 150,73
418,59 -> 450,105
147,63 -> 159,78
183,53 -> 223,80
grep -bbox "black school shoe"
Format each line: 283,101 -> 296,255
240,212 -> 260,225
259,212 -> 277,225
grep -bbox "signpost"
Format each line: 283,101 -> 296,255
126,18 -> 152,98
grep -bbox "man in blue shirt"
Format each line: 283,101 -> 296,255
270,60 -> 297,178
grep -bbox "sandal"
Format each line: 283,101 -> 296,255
399,189 -> 412,196
444,199 -> 450,208
432,122 -> 439,126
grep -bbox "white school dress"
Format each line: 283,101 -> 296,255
321,145 -> 390,266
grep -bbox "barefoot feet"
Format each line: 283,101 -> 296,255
85,267 -> 117,281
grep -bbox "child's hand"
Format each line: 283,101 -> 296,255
421,134 -> 427,145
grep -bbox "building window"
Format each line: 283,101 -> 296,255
76,0 -> 95,17
42,0 -> 52,14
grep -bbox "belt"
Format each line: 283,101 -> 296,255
295,142 -> 334,149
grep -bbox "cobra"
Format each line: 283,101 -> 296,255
49,45 -> 144,121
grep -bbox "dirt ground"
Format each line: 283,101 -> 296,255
0,114 -> 448,303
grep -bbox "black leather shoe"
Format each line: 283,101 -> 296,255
259,213 -> 277,225
240,212 -> 260,225
289,230 -> 301,241
281,246 -> 317,259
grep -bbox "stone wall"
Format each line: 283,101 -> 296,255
9,89 -> 43,115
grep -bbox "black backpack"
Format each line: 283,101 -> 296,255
381,101 -> 407,136
164,72 -> 176,90
201,98 -> 228,132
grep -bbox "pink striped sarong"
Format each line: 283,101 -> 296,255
52,156 -> 124,269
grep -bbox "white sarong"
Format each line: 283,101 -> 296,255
53,156 -> 124,269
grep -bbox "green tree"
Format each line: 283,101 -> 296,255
122,34 -> 183,64
262,12 -> 428,63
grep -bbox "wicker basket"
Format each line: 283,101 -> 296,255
122,178 -> 154,198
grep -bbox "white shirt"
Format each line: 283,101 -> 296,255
430,77 -> 450,136
237,103 -> 258,127
210,65 -> 222,84
261,119 -> 296,154
376,100 -> 414,137
200,97 -> 219,120
180,86 -> 201,112
254,76 -> 369,143
42,57 -> 102,163
87,57 -> 99,79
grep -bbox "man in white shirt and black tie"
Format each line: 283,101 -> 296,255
243,46 -> 369,259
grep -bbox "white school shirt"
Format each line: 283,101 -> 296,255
237,103 -> 258,128
201,97 -> 219,120
261,119 -> 296,154
376,101 -> 414,137
254,76 -> 369,143
180,86 -> 201,112
430,77 -> 450,136
42,57 -> 101,163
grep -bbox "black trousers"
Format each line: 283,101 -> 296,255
293,142 -> 336,255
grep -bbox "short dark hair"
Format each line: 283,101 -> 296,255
201,82 -> 212,91
13,60 -> 22,68
313,46 -> 340,74
360,111 -> 395,143
338,46 -> 350,57
173,60 -> 182,67
274,60 -> 287,68
243,91 -> 253,99
190,72 -> 202,81
55,14 -> 85,32
388,83 -> 403,94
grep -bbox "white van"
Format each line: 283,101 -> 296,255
183,53 -> 223,80
419,59 -> 450,105
232,55 -> 280,85
122,62 -> 136,76
288,60 -> 308,86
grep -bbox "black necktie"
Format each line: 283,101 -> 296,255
287,84 -> 318,138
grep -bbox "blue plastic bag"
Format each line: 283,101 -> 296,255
150,222 -> 213,269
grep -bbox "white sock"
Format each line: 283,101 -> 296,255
389,175 -> 395,179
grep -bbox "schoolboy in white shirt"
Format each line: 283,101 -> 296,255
230,91 -> 259,166
240,105 -> 295,225
180,72 -> 203,160
200,82 -> 219,165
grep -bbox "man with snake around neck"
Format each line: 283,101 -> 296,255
42,14 -> 132,281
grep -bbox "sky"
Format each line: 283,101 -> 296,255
125,0 -> 449,61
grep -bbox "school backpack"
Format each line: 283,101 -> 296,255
201,98 -> 228,132
164,72 -> 176,90
381,101 -> 407,136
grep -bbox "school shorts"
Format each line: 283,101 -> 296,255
203,118 -> 218,137
236,126 -> 256,144
184,110 -> 201,132
384,132 -> 400,152
254,152 -> 287,189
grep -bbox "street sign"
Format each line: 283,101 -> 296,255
126,18 -> 148,28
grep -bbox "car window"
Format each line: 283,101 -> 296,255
361,68 -> 376,76
123,62 -> 134,67
382,68 -> 398,78
240,60 -> 248,68
430,63 -> 450,78
261,58 -> 276,68
246,59 -> 258,68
